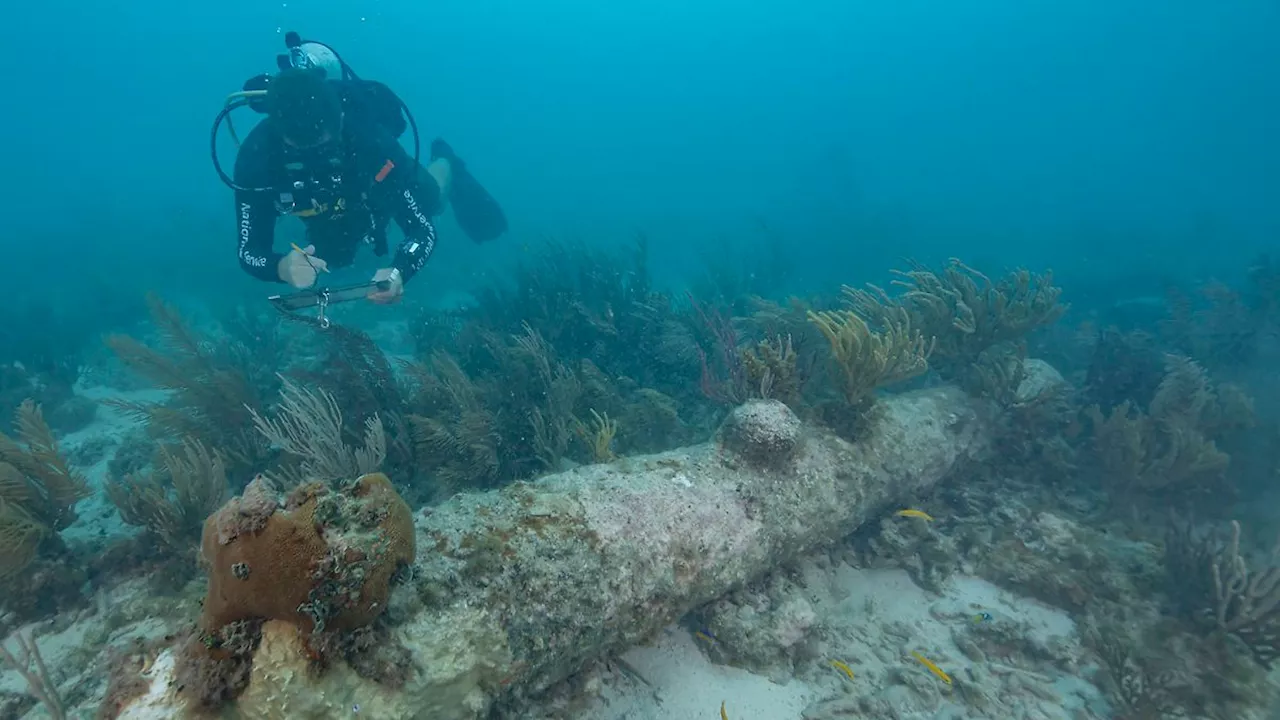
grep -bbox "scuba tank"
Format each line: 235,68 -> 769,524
210,32 -> 420,193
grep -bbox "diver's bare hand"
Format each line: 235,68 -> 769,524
278,245 -> 328,289
368,267 -> 404,305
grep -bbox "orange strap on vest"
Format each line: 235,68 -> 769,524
375,159 -> 395,183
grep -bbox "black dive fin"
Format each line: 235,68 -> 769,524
449,163 -> 507,242
423,139 -> 508,243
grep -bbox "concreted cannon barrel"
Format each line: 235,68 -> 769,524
122,388 -> 991,719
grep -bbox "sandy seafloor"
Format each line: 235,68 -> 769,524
0,378 -> 1125,719
580,568 -> 1104,720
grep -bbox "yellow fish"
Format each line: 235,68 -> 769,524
895,509 -> 934,522
720,700 -> 729,720
911,650 -> 952,684
829,659 -> 855,681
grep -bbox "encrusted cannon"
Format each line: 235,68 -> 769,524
123,387 -> 990,719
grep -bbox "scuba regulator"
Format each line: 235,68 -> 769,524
209,31 -> 421,196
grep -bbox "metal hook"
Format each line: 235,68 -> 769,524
318,289 -> 331,329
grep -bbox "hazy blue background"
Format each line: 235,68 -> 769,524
2,0 -> 1276,305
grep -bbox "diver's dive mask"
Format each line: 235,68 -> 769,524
279,33 -> 348,81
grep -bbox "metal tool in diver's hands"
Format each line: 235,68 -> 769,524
267,280 -> 391,329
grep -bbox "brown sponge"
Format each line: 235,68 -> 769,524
198,473 -> 416,635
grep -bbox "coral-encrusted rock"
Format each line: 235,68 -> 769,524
236,620 -> 394,717
717,399 -> 802,467
199,473 -> 415,635
1016,358 -> 1068,403
48,395 -> 99,435
212,475 -> 280,546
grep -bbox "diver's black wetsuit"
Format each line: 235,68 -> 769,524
232,80 -> 439,284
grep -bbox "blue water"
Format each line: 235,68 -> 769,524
2,3 -> 1280,717
2,0 -> 1276,306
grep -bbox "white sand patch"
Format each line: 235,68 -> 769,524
1,579 -> 178,718
0,621 -> 93,698
810,566 -> 1103,718
933,575 -> 1075,645
823,565 -> 1075,667
58,385 -> 169,542
591,625 -> 815,720
577,566 -> 1106,720
63,386 -> 167,447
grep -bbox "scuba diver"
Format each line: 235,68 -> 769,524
212,33 -> 507,305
